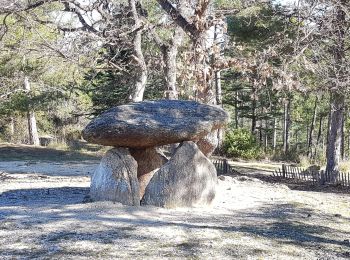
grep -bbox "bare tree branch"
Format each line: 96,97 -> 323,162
155,0 -> 200,38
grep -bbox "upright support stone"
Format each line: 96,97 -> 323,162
130,147 -> 168,199
90,148 -> 140,206
196,130 -> 219,157
142,141 -> 217,208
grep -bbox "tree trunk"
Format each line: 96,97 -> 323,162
129,0 -> 147,102
193,42 -> 214,104
306,123 -> 309,149
316,115 -> 323,146
235,91 -> 239,128
341,107 -> 346,160
215,70 -> 222,106
163,27 -> 184,100
193,2 -> 216,104
347,130 -> 350,159
214,23 -> 224,106
9,116 -> 15,142
326,92 -> 345,173
325,1 -> 346,176
212,21 -> 225,146
251,90 -> 257,134
273,117 -> 277,151
313,114 -> 324,159
264,119 -> 268,152
156,0 -> 217,104
240,92 -> 244,128
295,129 -> 299,150
326,96 -> 332,148
240,116 -> 244,128
307,97 -> 318,157
24,76 -> 40,146
259,121 -> 263,147
283,98 -> 291,154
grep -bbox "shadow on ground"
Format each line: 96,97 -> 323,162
228,167 -> 350,195
0,186 -> 349,259
0,187 -> 90,206
0,143 -> 102,162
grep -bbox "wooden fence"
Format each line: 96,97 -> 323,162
212,159 -> 239,176
273,164 -> 350,187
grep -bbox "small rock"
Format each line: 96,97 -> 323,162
343,252 -> 350,257
82,195 -> 93,203
218,176 -> 225,181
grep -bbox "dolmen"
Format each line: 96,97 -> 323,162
83,100 -> 229,208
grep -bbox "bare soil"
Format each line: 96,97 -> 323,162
0,144 -> 349,259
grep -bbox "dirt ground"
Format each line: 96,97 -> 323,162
0,145 -> 349,259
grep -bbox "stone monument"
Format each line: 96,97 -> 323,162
83,100 -> 229,208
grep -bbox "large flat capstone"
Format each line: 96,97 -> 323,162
83,100 -> 229,148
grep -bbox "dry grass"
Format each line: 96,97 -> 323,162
227,160 -> 283,172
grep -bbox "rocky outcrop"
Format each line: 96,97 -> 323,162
90,148 -> 140,206
82,100 -> 229,148
141,142 -> 217,208
129,148 -> 168,199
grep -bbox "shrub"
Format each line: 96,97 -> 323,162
299,155 -> 311,168
339,161 -> 350,173
223,128 -> 262,160
272,147 -> 302,163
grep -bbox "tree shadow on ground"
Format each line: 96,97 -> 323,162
0,162 -> 97,177
0,185 -> 349,259
225,168 -> 350,194
1,160 -> 349,259
0,187 -> 90,207
0,200 -> 350,258
0,143 -> 102,162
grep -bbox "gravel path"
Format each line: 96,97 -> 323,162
0,161 -> 349,259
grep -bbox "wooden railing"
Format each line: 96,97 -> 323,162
212,159 -> 239,176
273,164 -> 350,187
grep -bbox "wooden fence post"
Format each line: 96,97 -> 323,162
320,170 -> 325,185
224,159 -> 228,174
282,164 -> 286,178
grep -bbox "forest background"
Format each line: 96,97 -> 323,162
0,0 -> 349,176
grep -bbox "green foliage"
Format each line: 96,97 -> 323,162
223,128 -> 262,159
272,148 -> 301,163
214,0 -> 242,9
84,45 -> 164,114
227,4 -> 288,52
84,69 -> 131,114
